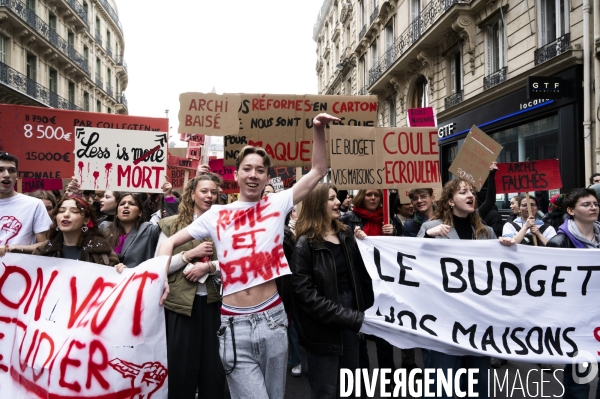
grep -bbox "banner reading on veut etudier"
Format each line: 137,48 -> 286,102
74,127 -> 168,193
222,94 -> 378,166
358,237 -> 600,363
329,125 -> 442,191
0,254 -> 168,398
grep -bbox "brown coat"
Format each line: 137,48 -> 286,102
32,232 -> 119,266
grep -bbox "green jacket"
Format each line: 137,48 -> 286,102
159,215 -> 221,317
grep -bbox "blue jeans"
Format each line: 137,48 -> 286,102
288,319 -> 302,368
306,291 -> 360,399
218,302 -> 288,399
424,350 -> 490,399
563,363 -> 600,399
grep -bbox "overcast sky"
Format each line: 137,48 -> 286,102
117,0 -> 325,143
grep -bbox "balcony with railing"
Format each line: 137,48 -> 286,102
367,0 -> 460,88
0,0 -> 89,74
369,5 -> 379,25
96,0 -> 124,36
106,85 -> 113,98
0,61 -> 81,110
63,0 -> 88,26
534,33 -> 570,66
116,93 -> 128,113
483,66 -> 507,90
444,91 -> 463,109
106,44 -> 112,59
359,24 -> 366,40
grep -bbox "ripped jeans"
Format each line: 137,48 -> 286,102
218,302 -> 288,399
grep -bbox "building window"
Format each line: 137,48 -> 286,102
95,17 -> 101,37
0,35 -> 6,64
345,78 -> 351,95
385,20 -> 394,66
68,30 -> 74,48
107,107 -> 111,114
450,48 -> 462,94
387,96 -> 396,127
486,17 -> 506,74
49,68 -> 57,93
96,100 -> 101,113
539,0 -> 569,46
49,13 -> 57,31
26,0 -> 35,10
370,42 -> 377,70
411,75 -> 428,108
83,1 -> 88,21
410,0 -> 422,21
26,53 -> 37,81
83,91 -> 90,111
106,30 -> 111,51
83,45 -> 89,61
360,55 -> 366,91
68,81 -> 75,104
360,1 -> 366,27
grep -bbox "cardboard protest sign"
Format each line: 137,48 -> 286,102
269,176 -> 284,192
0,104 -> 168,180
495,159 -> 562,194
358,237 -> 600,363
270,166 -> 310,188
0,254 -> 168,398
74,127 -> 167,192
407,107 -> 436,127
168,166 -> 196,189
448,126 -> 503,190
329,125 -> 442,190
186,142 -> 202,160
209,158 -> 235,180
178,93 -> 241,135
167,155 -> 199,171
223,94 -> 378,166
179,133 -> 206,145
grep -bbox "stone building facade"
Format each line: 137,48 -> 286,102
0,0 -> 128,114
314,0 -> 599,190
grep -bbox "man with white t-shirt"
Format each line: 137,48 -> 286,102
0,152 -> 52,256
158,113 -> 338,399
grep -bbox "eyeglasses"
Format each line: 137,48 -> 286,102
577,202 -> 600,209
521,203 -> 537,208
411,194 -> 430,201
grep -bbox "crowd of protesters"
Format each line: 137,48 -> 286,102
2,111 -> 600,399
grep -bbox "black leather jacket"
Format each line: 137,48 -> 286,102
291,228 -> 374,355
547,233 -> 576,248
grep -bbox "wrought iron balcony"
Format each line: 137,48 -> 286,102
64,0 -> 88,25
95,74 -> 103,89
483,66 -> 507,90
115,55 -> 128,73
534,33 -> 570,66
0,0 -> 89,74
444,91 -> 463,109
359,25 -> 366,40
95,32 -> 102,47
96,0 -> 124,36
117,93 -> 128,108
367,0 -> 460,86
370,6 -> 379,25
106,85 -> 113,98
0,61 -> 81,110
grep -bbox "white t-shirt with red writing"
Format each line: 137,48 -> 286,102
0,194 -> 52,245
186,189 -> 294,296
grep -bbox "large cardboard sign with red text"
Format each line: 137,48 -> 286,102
74,127 -> 167,192
448,126 -> 503,190
0,104 -> 168,180
495,159 -> 562,194
0,254 -> 168,399
329,125 -> 442,191
223,94 -> 378,166
178,93 -> 241,136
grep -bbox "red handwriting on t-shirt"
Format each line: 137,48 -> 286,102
216,197 -> 280,241
221,241 -> 286,289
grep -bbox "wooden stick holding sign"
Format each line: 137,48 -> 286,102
525,192 -> 537,246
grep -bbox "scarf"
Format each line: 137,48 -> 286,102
352,206 -> 383,236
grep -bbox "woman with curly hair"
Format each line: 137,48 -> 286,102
33,196 -> 118,265
157,173 -> 224,399
415,178 -> 515,398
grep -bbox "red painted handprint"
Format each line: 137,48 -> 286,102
0,216 -> 22,245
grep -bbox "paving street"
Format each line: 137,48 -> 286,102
282,342 -> 597,398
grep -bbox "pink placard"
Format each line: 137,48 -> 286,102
20,178 -> 64,193
209,158 -> 235,180
407,107 -> 436,127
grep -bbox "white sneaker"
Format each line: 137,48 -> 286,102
291,364 -> 302,377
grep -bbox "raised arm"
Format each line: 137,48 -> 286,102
292,113 -> 340,205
